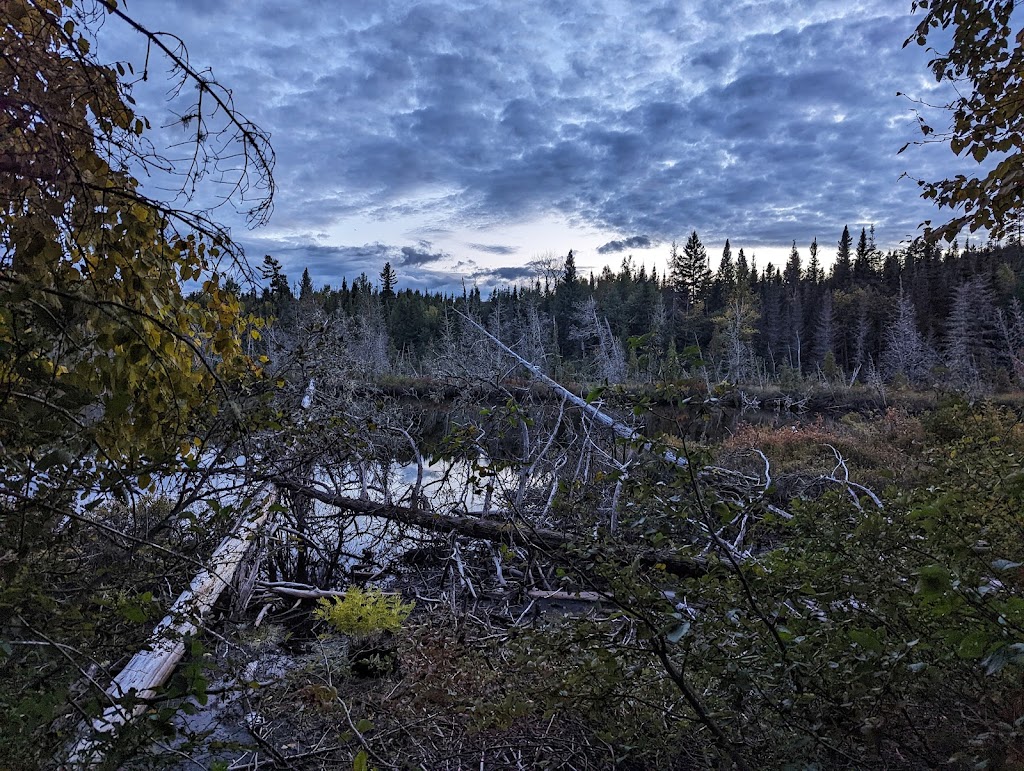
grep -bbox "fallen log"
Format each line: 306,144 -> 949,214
455,308 -> 688,468
255,580 -> 347,600
270,476 -> 707,579
528,589 -> 609,602
66,491 -> 278,768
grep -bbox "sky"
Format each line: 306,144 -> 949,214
101,0 -> 968,294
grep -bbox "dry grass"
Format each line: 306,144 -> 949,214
716,408 -> 929,489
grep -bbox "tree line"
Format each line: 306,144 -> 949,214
247,227 -> 1024,391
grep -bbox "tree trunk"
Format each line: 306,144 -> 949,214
455,308 -> 688,468
270,476 -> 707,578
66,491 -> 278,768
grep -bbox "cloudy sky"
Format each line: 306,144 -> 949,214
104,0 -> 965,293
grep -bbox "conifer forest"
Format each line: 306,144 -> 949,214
6,1 -> 1024,769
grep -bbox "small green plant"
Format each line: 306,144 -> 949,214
314,587 -> 414,637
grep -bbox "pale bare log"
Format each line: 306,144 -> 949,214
66,491 -> 278,768
527,589 -> 609,602
455,308 -> 688,468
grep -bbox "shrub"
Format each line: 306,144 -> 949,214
314,588 -> 414,638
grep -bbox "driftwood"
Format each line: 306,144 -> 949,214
528,589 -> 609,602
254,580 -> 347,600
455,309 -> 688,468
270,476 -> 707,578
66,491 -> 278,768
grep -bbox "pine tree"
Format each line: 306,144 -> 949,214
833,226 -> 853,288
868,224 -> 881,273
718,239 -> 736,286
736,248 -> 750,286
881,251 -> 902,290
299,267 -> 314,301
261,254 -> 293,314
563,249 -> 579,285
669,230 -> 712,310
555,250 -> 584,356
380,261 -> 397,300
783,241 -> 802,286
882,284 -> 936,385
853,227 -> 872,283
807,238 -> 823,284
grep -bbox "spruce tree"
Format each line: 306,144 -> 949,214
853,227 -> 872,283
833,226 -> 853,288
669,230 -> 712,310
299,267 -> 314,301
718,239 -> 736,286
380,261 -> 397,299
736,248 -> 750,287
555,250 -> 584,356
783,241 -> 802,286
807,238 -> 823,284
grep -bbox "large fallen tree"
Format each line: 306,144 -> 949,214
455,309 -> 689,468
66,491 -> 278,768
269,476 -> 708,578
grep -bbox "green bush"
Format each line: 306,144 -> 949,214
314,588 -> 414,638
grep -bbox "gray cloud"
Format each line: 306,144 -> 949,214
467,243 -> 519,255
597,235 -> 654,254
476,266 -> 540,282
400,245 -> 449,265
104,0 -> 965,283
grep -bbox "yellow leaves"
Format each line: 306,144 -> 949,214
212,330 -> 234,355
0,0 -> 270,472
127,343 -> 149,365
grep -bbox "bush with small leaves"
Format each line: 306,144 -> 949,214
315,588 -> 414,638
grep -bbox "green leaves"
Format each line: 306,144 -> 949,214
116,591 -> 159,624
916,564 -> 952,598
848,628 -> 884,654
314,587 -> 414,638
352,749 -> 370,771
956,629 -> 990,660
